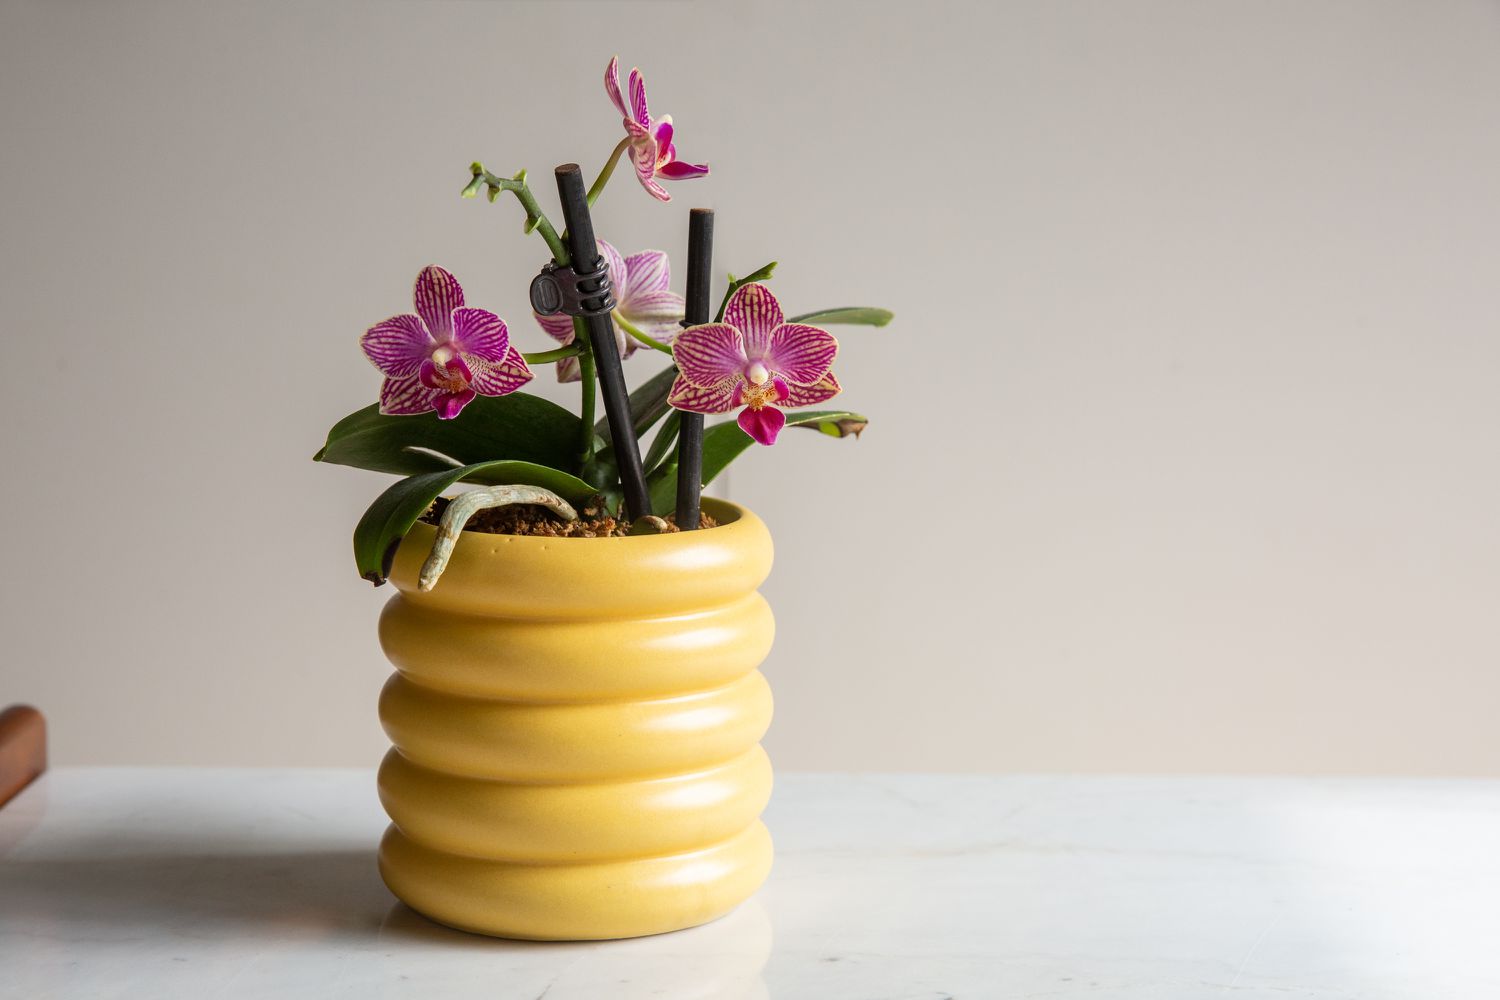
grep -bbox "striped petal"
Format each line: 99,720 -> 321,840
554,354 -> 582,383
470,345 -> 533,397
738,405 -> 787,446
622,249 -> 671,300
605,56 -> 630,120
672,322 -> 747,386
623,288 -> 684,324
668,374 -> 739,414
596,239 -> 627,300
658,159 -> 710,180
627,67 -> 651,126
633,145 -> 670,201
361,314 -> 432,378
533,310 -> 576,345
450,307 -> 509,363
413,266 -> 464,343
781,371 -> 842,407
764,323 -> 838,386
723,283 -> 784,355
379,375 -> 441,416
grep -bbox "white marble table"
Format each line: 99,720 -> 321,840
2,769 -> 1497,999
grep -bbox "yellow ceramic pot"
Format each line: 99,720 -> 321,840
375,498 -> 775,940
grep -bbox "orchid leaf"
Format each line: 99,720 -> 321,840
788,307 -> 894,327
315,393 -> 580,479
353,460 -> 596,585
596,363 -> 678,442
642,409 -> 682,474
646,409 -> 867,515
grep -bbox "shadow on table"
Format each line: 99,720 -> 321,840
7,848 -> 772,999
5,849 -> 391,937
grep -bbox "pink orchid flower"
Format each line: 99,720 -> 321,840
668,283 -> 841,446
360,266 -> 532,420
606,56 -> 709,202
534,239 -> 685,382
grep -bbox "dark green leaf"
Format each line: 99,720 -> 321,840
642,409 -> 682,474
646,409 -> 868,515
315,393 -> 581,478
788,307 -> 894,327
353,460 -> 597,585
595,363 -> 678,442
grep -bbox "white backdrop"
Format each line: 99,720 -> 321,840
2,0 -> 1497,773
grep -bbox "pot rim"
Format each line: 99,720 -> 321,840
413,495 -> 751,546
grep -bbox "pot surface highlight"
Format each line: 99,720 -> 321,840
376,498 -> 775,940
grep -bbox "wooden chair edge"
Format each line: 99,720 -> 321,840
0,705 -> 47,809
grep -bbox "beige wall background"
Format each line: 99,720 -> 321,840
2,0 -> 1497,774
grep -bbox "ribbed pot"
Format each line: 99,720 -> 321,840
375,498 -> 775,940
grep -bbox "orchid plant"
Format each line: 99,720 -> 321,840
315,56 -> 892,587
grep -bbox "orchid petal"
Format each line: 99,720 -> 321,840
668,374 -> 739,414
672,322 -> 748,386
622,249 -> 671,300
361,314 -> 432,378
627,67 -> 651,126
379,375 -> 442,416
723,283 -> 784,355
596,239 -> 627,299
533,310 -> 576,345
652,118 -> 673,155
658,160 -> 710,180
623,288 -> 685,323
433,388 -> 477,420
738,405 -> 787,446
554,355 -> 582,383
413,266 -> 464,342
450,307 -> 510,363
605,56 -> 630,119
469,345 -> 533,397
418,354 -> 472,389
632,146 -> 670,201
781,371 -> 842,407
764,323 -> 838,385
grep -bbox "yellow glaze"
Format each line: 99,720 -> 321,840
375,498 -> 775,940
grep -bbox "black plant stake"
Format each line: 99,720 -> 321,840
550,163 -> 651,520
676,208 -> 714,529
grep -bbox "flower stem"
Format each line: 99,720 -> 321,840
612,310 -> 674,355
587,137 -> 632,208
522,344 -> 584,365
465,165 -> 570,264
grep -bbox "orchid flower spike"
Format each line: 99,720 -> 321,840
668,283 -> 841,446
535,239 -> 685,382
360,266 -> 532,419
606,56 -> 709,202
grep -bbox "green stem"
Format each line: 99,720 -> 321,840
714,262 -> 778,321
465,165 -> 569,264
575,325 -> 598,467
587,137 -> 632,208
612,310 -> 674,355
522,344 -> 584,365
